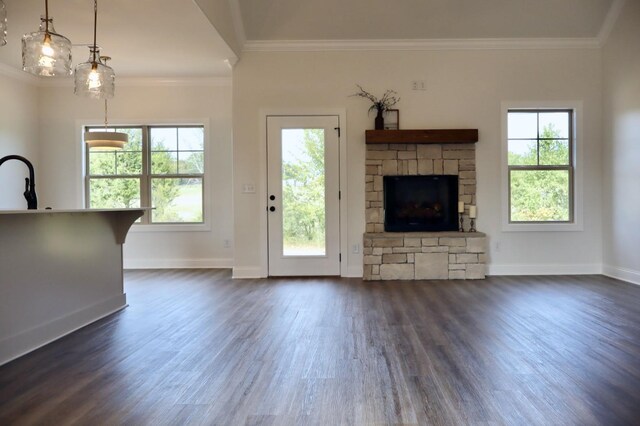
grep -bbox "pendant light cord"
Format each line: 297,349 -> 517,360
104,99 -> 109,129
44,0 -> 49,33
92,0 -> 98,64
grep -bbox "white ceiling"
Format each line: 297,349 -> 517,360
0,0 -> 235,78
0,0 -> 620,78
238,0 -> 615,41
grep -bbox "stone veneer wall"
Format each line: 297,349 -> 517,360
365,143 -> 477,232
363,232 -> 486,280
364,142 -> 485,280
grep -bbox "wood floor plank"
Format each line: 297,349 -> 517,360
1,271 -> 640,425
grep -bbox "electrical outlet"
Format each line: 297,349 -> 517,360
494,241 -> 501,252
242,183 -> 256,193
411,80 -> 426,91
223,239 -> 231,248
352,244 -> 360,254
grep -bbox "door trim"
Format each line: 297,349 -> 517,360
258,108 -> 348,278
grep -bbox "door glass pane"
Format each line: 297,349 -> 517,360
281,128 -> 326,256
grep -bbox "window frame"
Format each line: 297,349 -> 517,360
83,122 -> 210,231
501,102 -> 583,232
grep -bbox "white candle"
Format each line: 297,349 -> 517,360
458,201 -> 464,213
469,205 -> 477,218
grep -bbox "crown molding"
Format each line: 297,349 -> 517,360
36,76 -> 232,88
243,37 -> 601,52
224,58 -> 238,69
116,77 -> 232,87
0,63 -> 231,88
597,0 -> 626,46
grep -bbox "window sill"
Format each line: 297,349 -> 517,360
502,222 -> 583,232
130,222 -> 211,233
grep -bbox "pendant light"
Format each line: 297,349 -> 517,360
0,1 -> 7,47
74,0 -> 114,99
22,0 -> 72,77
85,74 -> 128,151
85,102 -> 128,150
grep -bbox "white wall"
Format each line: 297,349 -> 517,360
602,0 -> 640,284
0,71 -> 39,209
232,48 -> 604,277
38,81 -> 234,268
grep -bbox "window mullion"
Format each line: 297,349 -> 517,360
85,141 -> 90,208
509,165 -> 570,171
536,112 -> 540,166
176,128 -> 181,174
140,125 -> 151,224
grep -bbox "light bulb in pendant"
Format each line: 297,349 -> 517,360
87,64 -> 102,89
41,34 -> 54,57
38,33 -> 56,69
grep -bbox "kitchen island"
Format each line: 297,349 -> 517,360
0,208 -> 145,365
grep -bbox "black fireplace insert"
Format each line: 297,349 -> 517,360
384,175 -> 458,232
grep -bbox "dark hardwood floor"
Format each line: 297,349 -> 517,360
1,271 -> 640,425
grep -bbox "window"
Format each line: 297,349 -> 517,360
507,109 -> 573,224
85,125 -> 205,224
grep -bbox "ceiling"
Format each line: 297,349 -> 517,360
0,0 -> 235,78
0,0 -> 619,79
238,0 -> 615,41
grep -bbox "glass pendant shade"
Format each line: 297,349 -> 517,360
22,17 -> 72,77
74,48 -> 115,99
84,130 -> 127,151
0,1 -> 7,47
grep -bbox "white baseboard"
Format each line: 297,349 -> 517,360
0,294 -> 127,367
487,263 -> 603,276
232,267 -> 266,279
233,265 -> 363,279
344,265 -> 363,278
602,264 -> 640,286
124,258 -> 233,269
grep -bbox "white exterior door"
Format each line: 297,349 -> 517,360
267,115 -> 341,276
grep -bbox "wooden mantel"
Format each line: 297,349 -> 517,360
365,129 -> 478,144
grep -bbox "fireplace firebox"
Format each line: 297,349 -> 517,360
383,175 -> 458,232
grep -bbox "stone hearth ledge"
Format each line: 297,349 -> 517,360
363,232 -> 486,281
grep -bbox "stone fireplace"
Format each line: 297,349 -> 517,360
363,132 -> 486,281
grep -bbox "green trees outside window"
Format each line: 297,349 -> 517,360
507,110 -> 573,222
282,129 -> 326,255
86,125 -> 204,224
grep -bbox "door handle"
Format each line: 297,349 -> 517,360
269,206 -> 276,212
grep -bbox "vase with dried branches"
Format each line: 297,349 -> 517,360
350,85 -> 400,130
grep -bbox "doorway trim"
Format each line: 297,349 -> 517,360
258,108 -> 348,277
